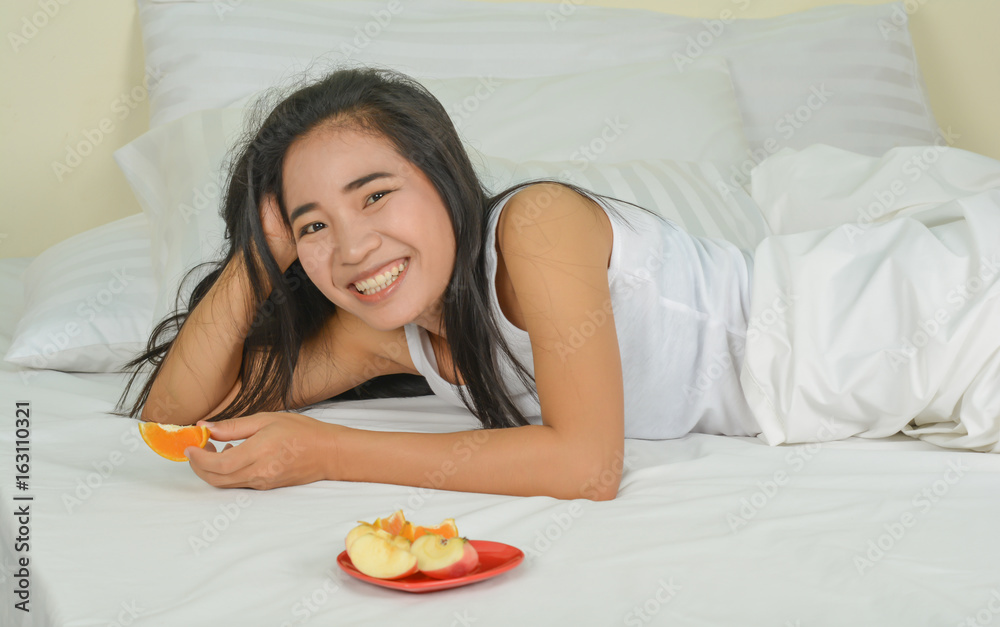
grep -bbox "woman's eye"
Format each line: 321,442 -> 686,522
298,222 -> 323,237
367,190 -> 391,206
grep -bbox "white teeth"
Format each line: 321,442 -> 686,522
354,260 -> 407,295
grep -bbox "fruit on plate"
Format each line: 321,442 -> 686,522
346,530 -> 419,580
138,422 -> 210,462
409,534 -> 480,580
343,512 -> 479,580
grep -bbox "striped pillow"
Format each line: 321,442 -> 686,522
136,0 -> 941,191
3,213 -> 157,374
474,152 -> 770,254
677,3 -> 942,189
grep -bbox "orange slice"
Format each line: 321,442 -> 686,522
399,521 -> 415,542
412,518 -> 459,541
373,510 -> 407,537
138,422 -> 211,462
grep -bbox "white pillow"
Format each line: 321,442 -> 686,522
114,105 -> 767,328
135,0 -> 941,190
137,0 -> 685,127
3,213 -> 157,374
472,151 -> 769,254
419,58 -> 747,169
230,58 -> 750,173
676,2 -> 941,187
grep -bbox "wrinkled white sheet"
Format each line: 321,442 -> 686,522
742,145 -> 1000,452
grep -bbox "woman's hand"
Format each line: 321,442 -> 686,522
185,412 -> 338,490
257,192 -> 299,273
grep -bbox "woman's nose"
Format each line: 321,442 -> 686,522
335,215 -> 381,265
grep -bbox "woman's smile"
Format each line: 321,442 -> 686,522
350,258 -> 409,302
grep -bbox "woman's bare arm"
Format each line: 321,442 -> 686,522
143,258 -> 406,424
141,251 -> 271,425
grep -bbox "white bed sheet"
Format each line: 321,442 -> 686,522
1,255 -> 999,627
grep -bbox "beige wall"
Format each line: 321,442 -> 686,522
1,0 -> 997,259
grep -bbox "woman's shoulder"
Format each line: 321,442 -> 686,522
494,182 -> 613,270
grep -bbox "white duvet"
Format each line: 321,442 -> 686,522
742,144 -> 1000,452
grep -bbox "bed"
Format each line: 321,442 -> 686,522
3,1 -> 1000,625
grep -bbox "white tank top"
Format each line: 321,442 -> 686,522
403,186 -> 762,439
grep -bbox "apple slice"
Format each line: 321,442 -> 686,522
409,534 -> 479,579
345,522 -> 376,551
346,531 -> 418,580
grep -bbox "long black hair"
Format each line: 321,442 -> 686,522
112,63 -> 658,429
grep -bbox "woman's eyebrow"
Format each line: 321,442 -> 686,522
289,171 -> 395,223
343,171 -> 394,193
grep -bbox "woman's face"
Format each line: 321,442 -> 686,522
281,125 -> 457,333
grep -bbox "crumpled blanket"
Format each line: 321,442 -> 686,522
741,143 -> 1000,452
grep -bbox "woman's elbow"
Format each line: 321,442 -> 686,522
573,461 -> 622,501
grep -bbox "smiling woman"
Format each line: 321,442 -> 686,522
109,65 -> 707,500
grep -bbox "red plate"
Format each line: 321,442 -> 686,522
337,540 -> 524,593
